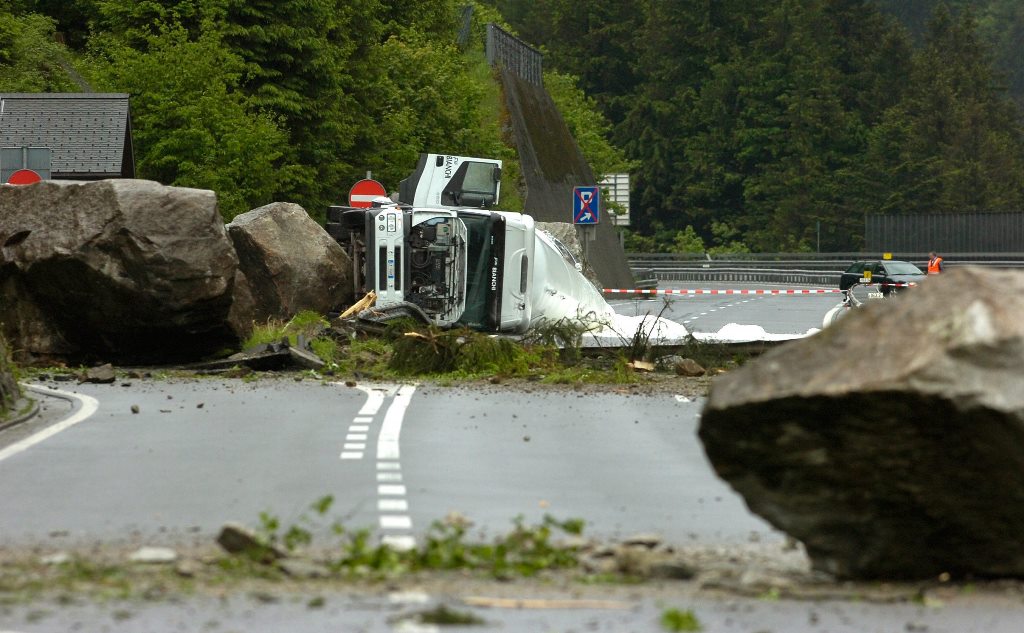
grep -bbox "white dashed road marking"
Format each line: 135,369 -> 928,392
340,385 -> 386,460
342,383 -> 419,547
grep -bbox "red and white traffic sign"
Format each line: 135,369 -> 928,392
7,169 -> 42,185
348,178 -> 387,208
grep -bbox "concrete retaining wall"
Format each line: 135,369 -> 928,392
499,70 -> 634,290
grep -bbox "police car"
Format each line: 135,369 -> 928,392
839,259 -> 925,297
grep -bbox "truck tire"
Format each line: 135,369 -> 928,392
327,206 -> 368,230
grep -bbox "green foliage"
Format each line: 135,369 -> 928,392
510,0 -> 1024,252
242,311 -> 331,350
0,10 -> 83,91
388,326 -> 538,377
661,608 -> 703,632
10,0 -> 1024,251
544,70 -> 635,177
256,495 -> 335,555
246,502 -> 586,581
85,24 -> 293,220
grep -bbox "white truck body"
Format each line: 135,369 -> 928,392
328,153 -> 610,334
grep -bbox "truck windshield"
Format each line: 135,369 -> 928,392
443,162 -> 500,208
457,212 -> 505,330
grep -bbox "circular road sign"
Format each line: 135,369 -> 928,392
348,179 -> 387,208
7,169 -> 42,185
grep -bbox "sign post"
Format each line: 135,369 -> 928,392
348,179 -> 387,208
572,186 -> 600,261
572,186 -> 600,225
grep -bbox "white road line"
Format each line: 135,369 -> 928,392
0,386 -> 99,463
337,384 -> 396,462
356,388 -> 385,417
381,535 -> 417,551
380,515 -> 412,529
345,384 -> 418,548
377,384 -> 416,460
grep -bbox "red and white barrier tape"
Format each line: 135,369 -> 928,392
603,288 -> 842,296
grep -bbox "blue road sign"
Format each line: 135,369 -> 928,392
573,186 -> 600,225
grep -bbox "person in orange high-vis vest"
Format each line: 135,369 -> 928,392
927,252 -> 944,274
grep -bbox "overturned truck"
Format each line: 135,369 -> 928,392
326,154 -> 612,333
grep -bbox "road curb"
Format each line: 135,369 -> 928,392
0,396 -> 40,431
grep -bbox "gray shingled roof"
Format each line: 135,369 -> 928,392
0,93 -> 134,178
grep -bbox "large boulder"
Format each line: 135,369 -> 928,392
226,202 -> 352,324
699,267 -> 1024,580
0,179 -> 241,364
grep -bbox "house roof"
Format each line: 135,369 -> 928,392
0,93 -> 134,178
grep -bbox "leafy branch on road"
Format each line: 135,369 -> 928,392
238,497 -> 586,581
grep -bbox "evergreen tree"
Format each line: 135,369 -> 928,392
862,5 -> 1024,216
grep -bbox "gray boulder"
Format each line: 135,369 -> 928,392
0,179 -> 241,363
699,267 -> 1024,580
227,202 -> 352,324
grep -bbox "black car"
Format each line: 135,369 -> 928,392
839,260 -> 925,295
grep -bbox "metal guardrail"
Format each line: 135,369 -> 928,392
639,267 -> 839,286
626,253 -> 1024,286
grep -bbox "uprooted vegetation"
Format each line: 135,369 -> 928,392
222,310 -> 748,391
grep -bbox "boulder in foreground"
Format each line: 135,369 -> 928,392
699,267 -> 1024,580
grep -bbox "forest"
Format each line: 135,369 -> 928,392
3,0 -> 1024,253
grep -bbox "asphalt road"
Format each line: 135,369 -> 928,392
4,286 -> 1023,632
608,280 -> 842,336
0,379 -> 776,551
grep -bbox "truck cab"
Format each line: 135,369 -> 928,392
327,154 -> 535,333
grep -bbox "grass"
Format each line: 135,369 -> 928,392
661,608 -> 703,632
10,301 -> 748,390
233,309 -> 703,386
245,498 -> 586,580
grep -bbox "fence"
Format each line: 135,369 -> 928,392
485,24 -> 543,86
865,212 -> 1024,253
624,252 -> 1024,287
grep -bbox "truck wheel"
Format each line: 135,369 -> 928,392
326,206 -> 368,230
